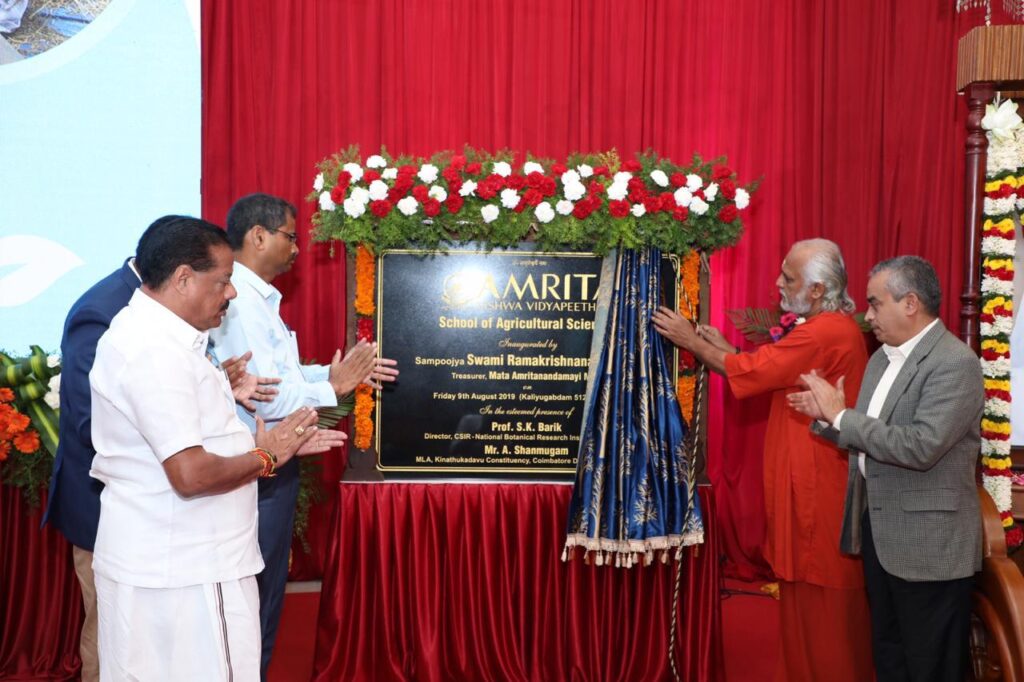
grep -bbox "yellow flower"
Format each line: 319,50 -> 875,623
985,378 -> 1011,392
982,339 -> 1011,354
982,419 -> 1012,435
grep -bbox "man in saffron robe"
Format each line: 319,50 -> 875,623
653,238 -> 873,682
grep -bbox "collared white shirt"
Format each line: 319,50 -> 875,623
209,262 -> 336,431
834,318 -> 939,477
89,289 -> 263,588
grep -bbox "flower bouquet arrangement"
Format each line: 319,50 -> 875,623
0,346 -> 60,506
308,147 -> 756,255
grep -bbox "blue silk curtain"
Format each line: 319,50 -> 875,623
564,248 -> 703,566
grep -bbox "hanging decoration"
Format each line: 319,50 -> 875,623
980,97 -> 1024,548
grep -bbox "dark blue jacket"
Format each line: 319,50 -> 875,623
43,260 -> 140,550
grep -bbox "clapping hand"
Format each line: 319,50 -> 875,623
254,407 -> 318,467
787,370 -> 846,423
222,351 -> 281,412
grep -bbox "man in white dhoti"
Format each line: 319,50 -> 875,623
88,216 -> 339,681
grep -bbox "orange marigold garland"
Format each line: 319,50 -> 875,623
676,251 -> 701,421
353,244 -> 376,449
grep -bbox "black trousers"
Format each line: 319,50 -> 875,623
861,511 -> 975,682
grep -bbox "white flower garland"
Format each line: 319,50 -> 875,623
980,98 -> 1024,541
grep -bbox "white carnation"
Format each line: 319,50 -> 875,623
523,161 -> 544,175
631,204 -> 646,217
366,154 -> 387,169
382,168 -> 398,180
982,236 -> 1016,257
418,164 -> 439,184
650,170 -> 669,187
577,164 -> 594,178
349,186 -> 371,205
673,187 -> 693,207
556,200 -> 575,215
319,191 -> 336,211
734,188 -> 750,210
985,196 -> 1017,216
47,354 -> 60,369
561,169 -> 581,186
613,171 -> 632,184
690,197 -> 709,215
500,188 -> 521,209
459,180 -> 478,197
492,161 -> 512,177
44,374 -> 60,410
563,182 -> 586,201
685,174 -> 703,192
343,197 -> 366,218
368,180 -> 389,201
313,173 -> 325,191
428,185 -> 448,202
397,196 -> 419,216
342,162 -> 363,182
705,182 -> 719,202
481,205 -> 500,223
981,275 -> 1014,297
534,202 -> 555,223
606,182 -> 628,201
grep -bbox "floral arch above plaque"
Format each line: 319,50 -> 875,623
307,146 -> 756,458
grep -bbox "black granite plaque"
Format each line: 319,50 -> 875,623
376,244 -> 676,480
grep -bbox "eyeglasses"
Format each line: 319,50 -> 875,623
266,227 -> 298,244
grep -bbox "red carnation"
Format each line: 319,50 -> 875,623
356,317 -> 374,342
672,206 -> 689,222
337,170 -> 352,188
450,155 -> 467,170
629,187 -> 648,203
423,198 -> 441,217
719,179 -> 736,199
552,163 -> 568,175
370,200 -> 393,218
412,185 -> 430,202
593,165 -> 609,177
541,177 -> 558,197
643,196 -> 662,213
477,178 -> 499,200
627,177 -> 645,191
507,174 -> 527,190
330,185 -> 346,203
398,164 -> 417,177
513,201 -> 528,214
442,167 -> 462,185
445,194 -> 464,214
718,205 -> 738,223
670,172 -> 686,188
588,181 -> 605,196
622,160 -> 642,172
363,169 -> 381,183
466,162 -> 482,175
712,165 -> 732,180
526,172 -> 546,188
523,188 -> 544,207
387,188 -> 405,203
1007,526 -> 1024,548
573,202 -> 592,220
659,192 -> 676,210
608,200 -> 630,218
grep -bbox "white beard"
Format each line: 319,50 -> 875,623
780,286 -> 812,315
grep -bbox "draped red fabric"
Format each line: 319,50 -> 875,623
313,483 -> 720,682
0,487 -> 82,681
201,0 -> 972,582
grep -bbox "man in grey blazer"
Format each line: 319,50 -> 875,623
789,255 -> 983,682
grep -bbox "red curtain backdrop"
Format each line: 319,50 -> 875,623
201,0 -> 970,581
0,487 -> 82,681
313,483 -> 721,682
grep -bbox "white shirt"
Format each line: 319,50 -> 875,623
834,319 -> 939,477
89,290 -> 263,588
209,262 -> 336,430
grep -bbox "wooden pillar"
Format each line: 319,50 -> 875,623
960,81 -> 994,353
